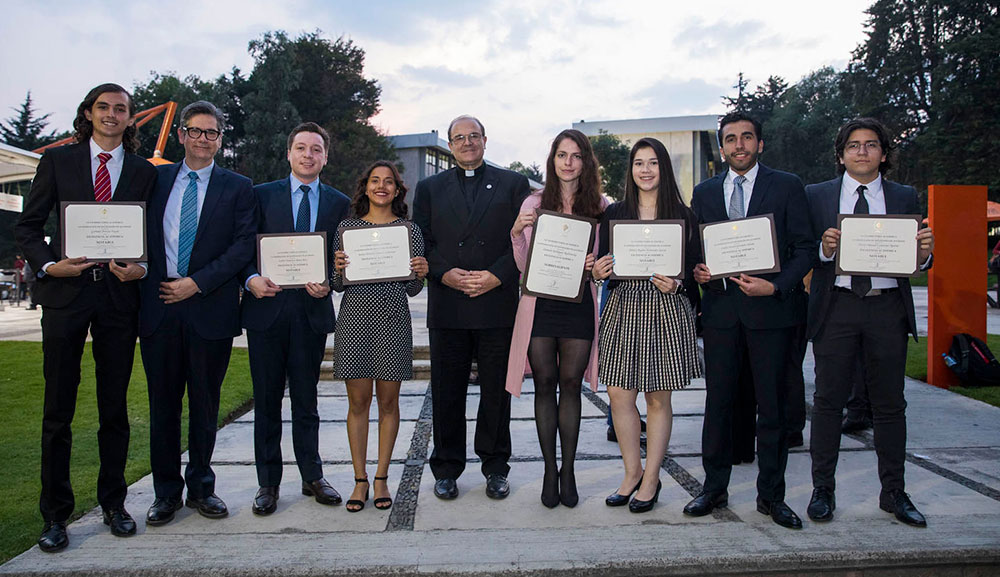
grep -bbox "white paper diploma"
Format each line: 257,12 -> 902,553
836,215 -> 920,277
701,214 -> 780,280
61,202 -> 146,262
610,220 -> 685,279
258,233 -> 328,288
522,211 -> 595,302
340,224 -> 414,285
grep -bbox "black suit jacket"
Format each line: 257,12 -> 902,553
139,162 -> 257,340
691,163 -> 815,329
412,164 -> 530,329
240,177 -> 350,334
14,142 -> 157,311
805,176 -> 926,341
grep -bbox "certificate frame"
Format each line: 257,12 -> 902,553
520,209 -> 597,303
835,214 -> 921,278
699,213 -> 781,281
338,222 -> 415,286
608,219 -> 686,280
257,231 -> 328,289
60,201 -> 147,262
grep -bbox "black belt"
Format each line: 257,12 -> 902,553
832,286 -> 898,297
86,267 -> 105,282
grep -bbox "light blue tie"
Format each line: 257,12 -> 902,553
729,175 -> 746,219
295,184 -> 311,233
177,172 -> 199,277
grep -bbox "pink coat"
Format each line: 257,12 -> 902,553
505,192 -> 607,397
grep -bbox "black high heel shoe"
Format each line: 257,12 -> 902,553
541,468 -> 560,508
606,479 -> 642,507
560,468 -> 578,508
628,480 -> 662,513
346,477 -> 369,513
373,475 -> 392,510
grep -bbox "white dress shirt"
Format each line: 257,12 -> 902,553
164,161 -> 214,278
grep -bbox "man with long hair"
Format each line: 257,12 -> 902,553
14,83 -> 157,552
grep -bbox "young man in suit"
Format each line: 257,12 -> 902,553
139,101 -> 257,526
241,122 -> 350,515
15,83 -> 157,551
683,112 -> 814,529
805,117 -> 933,527
412,115 -> 530,500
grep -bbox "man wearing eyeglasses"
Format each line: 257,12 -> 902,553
804,117 -> 934,528
139,100 -> 257,526
413,115 -> 530,500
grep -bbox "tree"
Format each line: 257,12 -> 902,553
508,161 -> 543,183
1,91 -> 57,151
590,130 -> 630,200
131,72 -> 226,163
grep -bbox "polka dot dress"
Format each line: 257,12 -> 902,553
331,218 -> 425,381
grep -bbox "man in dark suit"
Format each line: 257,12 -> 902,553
412,115 -> 530,500
805,117 -> 933,527
139,100 -> 257,526
241,122 -> 350,515
683,112 -> 814,529
15,83 -> 157,551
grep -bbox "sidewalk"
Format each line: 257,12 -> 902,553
1,289 -> 999,576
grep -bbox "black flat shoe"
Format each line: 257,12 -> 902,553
807,487 -> 835,522
346,477 -> 369,513
683,490 -> 728,516
434,478 -> 458,500
302,477 -> 342,505
629,480 -> 662,513
606,478 -> 642,507
38,521 -> 68,553
146,497 -> 183,526
560,468 -> 578,508
373,475 -> 392,510
757,497 -> 803,529
185,493 -> 228,519
541,468 -> 559,508
252,486 -> 279,516
102,507 -> 136,536
880,490 -> 927,527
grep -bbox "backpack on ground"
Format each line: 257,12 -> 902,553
946,333 -> 1000,387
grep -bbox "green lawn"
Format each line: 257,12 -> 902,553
906,333 -> 1000,408
0,342 -> 252,564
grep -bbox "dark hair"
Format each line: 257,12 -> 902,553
623,138 -> 689,220
539,129 -> 604,219
73,83 -> 139,153
447,115 -> 486,141
352,160 -> 409,219
834,117 -> 894,175
287,122 -> 330,151
717,111 -> 763,147
180,100 -> 225,131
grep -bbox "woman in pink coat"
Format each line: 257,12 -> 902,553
505,129 -> 608,508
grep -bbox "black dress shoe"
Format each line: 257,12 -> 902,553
842,415 -> 873,434
434,478 -> 458,500
252,486 -> 279,516
38,522 -> 68,553
185,493 -> 228,519
485,473 -> 510,500
146,497 -> 183,526
629,480 -> 662,513
606,479 -> 642,507
807,487 -> 835,522
683,490 -> 728,517
102,507 -> 137,536
302,478 -> 342,505
788,431 -> 804,448
880,490 -> 927,527
757,497 -> 803,529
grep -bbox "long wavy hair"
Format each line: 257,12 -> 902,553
72,83 -> 139,153
539,129 -> 604,218
623,137 -> 689,220
352,160 -> 409,219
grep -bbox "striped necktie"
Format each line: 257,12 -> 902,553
177,172 -> 199,277
729,175 -> 746,219
295,184 -> 311,233
94,152 -> 112,202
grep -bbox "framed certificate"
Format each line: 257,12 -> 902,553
700,214 -> 781,281
521,210 -> 596,303
836,214 -> 921,277
60,201 -> 146,262
257,232 -> 328,288
338,222 -> 415,285
609,219 -> 686,279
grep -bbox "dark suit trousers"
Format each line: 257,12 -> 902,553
702,323 -> 792,501
786,321 -> 808,434
811,290 -> 908,493
39,279 -> 136,522
247,291 -> 326,487
429,327 -> 513,479
731,354 -> 756,462
140,306 -> 233,500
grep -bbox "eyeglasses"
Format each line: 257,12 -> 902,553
182,127 -> 222,141
845,141 -> 881,154
450,132 -> 483,145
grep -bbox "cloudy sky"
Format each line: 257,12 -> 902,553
1,0 -> 872,168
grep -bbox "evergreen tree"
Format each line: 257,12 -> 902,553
0,91 -> 56,151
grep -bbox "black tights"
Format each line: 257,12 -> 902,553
528,336 -> 591,506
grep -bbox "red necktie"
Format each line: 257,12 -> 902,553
94,152 -> 112,202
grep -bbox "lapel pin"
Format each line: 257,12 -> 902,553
486,184 -> 493,190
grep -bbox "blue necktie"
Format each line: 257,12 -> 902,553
177,172 -> 199,277
295,184 -> 311,233
729,175 -> 746,220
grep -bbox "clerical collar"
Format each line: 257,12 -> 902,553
461,164 -> 486,178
